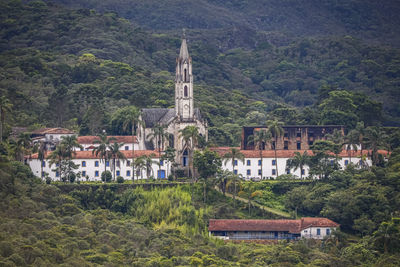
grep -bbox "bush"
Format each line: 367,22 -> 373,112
101,171 -> 112,183
68,173 -> 76,183
45,176 -> 51,184
116,176 -> 124,183
168,174 -> 174,181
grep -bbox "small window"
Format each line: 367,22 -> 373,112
125,146 -> 129,150
95,171 -> 99,177
82,161 -> 86,167
56,171 -> 59,177
233,170 -> 238,175
184,85 -> 188,97
258,169 -> 262,175
116,160 -> 120,168
272,169 -> 276,175
56,163 -> 59,167
160,160 -> 164,166
309,132 -> 314,137
106,161 -> 110,167
284,132 -> 288,138
116,170 -> 120,176
80,147 -> 84,151
95,161 -> 99,167
301,169 -> 305,175
309,141 -> 313,146
127,160 -> 131,166
258,160 -> 261,166
330,160 -> 334,165
234,160 -> 238,166
272,160 -> 276,166
126,170 -> 131,176
247,160 -> 251,166
326,229 -> 330,235
41,171 -> 45,177
247,169 -> 251,175
297,142 -> 301,150
42,161 -> 46,167
286,169 -> 290,174
317,229 -> 321,235
82,171 -> 86,177
345,160 -> 349,166
284,141 -> 288,150
297,132 -> 301,138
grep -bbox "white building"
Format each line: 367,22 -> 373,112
28,150 -> 171,181
213,148 -> 380,180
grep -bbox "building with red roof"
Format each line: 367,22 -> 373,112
208,218 -> 339,240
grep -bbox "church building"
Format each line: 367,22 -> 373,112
139,36 -> 208,168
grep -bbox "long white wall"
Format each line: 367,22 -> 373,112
28,158 -> 171,181
222,156 -> 372,180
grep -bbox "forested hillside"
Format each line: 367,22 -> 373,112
1,0 -> 400,145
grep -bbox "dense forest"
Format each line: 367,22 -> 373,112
1,0 -> 400,146
1,0 -> 400,266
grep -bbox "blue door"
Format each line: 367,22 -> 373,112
158,170 -> 166,179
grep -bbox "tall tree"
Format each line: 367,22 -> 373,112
286,151 -> 310,179
143,154 -> 159,178
122,106 -> 144,181
37,140 -> 47,177
238,182 -> 262,215
267,120 -> 284,177
134,156 -> 145,180
247,129 -> 271,179
364,126 -> 388,166
48,144 -> 66,182
222,148 -> 245,199
108,142 -> 127,181
147,123 -> 168,177
344,130 -> 359,163
92,134 -> 115,175
0,96 -> 12,143
179,125 -> 199,179
325,129 -> 344,158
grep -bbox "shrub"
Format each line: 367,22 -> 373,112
168,174 -> 174,181
45,176 -> 51,184
116,176 -> 124,183
68,173 -> 76,183
101,171 -> 112,183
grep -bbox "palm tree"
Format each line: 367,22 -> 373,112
161,147 -> 176,178
0,96 -> 13,143
267,120 -> 284,177
13,133 -> 32,162
122,106 -> 144,181
286,151 -> 310,179
364,126 -> 388,166
48,144 -> 67,181
238,182 -> 262,215
179,125 -> 199,179
147,123 -> 168,177
351,122 -> 366,160
143,154 -> 159,178
247,129 -> 271,179
37,141 -> 47,177
60,135 -> 83,159
222,148 -> 245,198
344,130 -> 359,164
92,134 -> 115,175
108,142 -> 127,181
134,156 -> 146,180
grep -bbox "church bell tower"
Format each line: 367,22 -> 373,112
175,35 -> 194,120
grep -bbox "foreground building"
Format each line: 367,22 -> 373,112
209,218 -> 339,240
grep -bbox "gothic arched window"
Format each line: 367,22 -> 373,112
184,86 -> 188,97
184,69 -> 187,82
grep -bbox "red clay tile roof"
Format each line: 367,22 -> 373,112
30,150 -> 159,160
31,128 -> 76,134
77,136 -> 138,144
209,218 -> 339,233
210,147 -> 389,158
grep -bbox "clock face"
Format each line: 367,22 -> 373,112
184,104 -> 189,109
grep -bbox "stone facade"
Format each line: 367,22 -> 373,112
139,37 -> 207,167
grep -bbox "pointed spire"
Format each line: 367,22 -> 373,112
179,29 -> 189,60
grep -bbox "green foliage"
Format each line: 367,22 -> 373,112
116,176 -> 124,183
101,171 -> 112,183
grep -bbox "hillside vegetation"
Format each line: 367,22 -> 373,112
1,0 -> 400,147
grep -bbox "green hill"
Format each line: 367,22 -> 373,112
1,0 -> 400,145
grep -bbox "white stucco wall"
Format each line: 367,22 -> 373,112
28,158 -> 170,181
301,227 -> 337,239
76,143 -> 139,151
222,156 -> 372,180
